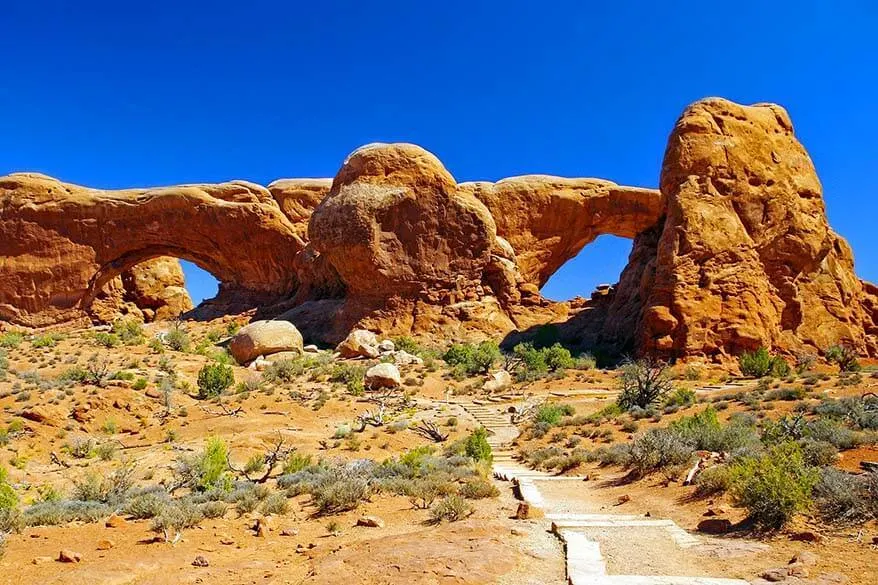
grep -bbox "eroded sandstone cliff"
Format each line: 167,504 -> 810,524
1,98 -> 875,359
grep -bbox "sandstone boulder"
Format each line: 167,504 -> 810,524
482,370 -> 512,393
229,320 -> 304,364
365,363 -> 401,389
336,329 -> 380,358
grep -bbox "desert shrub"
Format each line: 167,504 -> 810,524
617,358 -> 673,409
201,500 -> 228,519
665,387 -> 696,408
738,347 -> 789,378
693,464 -> 732,497
804,418 -> 857,449
813,468 -> 877,525
172,437 -> 233,493
812,396 -> 878,430
765,386 -> 805,401
132,377 -> 148,391
798,439 -> 839,466
0,350 -> 7,381
113,318 -> 145,345
0,468 -> 17,514
165,325 -> 190,352
22,500 -> 110,527
151,501 -> 204,540
71,462 -> 135,505
543,343 -> 575,372
429,494 -> 472,523
197,362 -> 234,399
31,333 -> 62,348
460,477 -> 499,499
329,363 -> 366,395
534,403 -> 575,427
392,336 -> 422,355
628,428 -> 692,476
123,490 -> 172,519
575,353 -> 597,370
263,359 -> 302,383
591,444 -> 632,467
463,428 -> 493,463
794,352 -> 817,374
825,344 -> 860,372
93,332 -> 120,348
728,442 -> 818,530
261,492 -> 289,515
443,342 -> 500,376
312,474 -> 370,514
0,333 -> 23,349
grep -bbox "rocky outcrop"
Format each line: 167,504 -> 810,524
228,320 -> 304,364
598,98 -> 875,359
91,257 -> 193,322
461,177 -> 662,287
1,98 -> 875,359
0,173 -> 304,327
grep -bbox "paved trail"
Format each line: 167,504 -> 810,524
458,400 -> 750,585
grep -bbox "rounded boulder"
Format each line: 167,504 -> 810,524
229,320 -> 303,364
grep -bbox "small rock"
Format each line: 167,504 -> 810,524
703,507 -> 726,517
789,530 -> 822,543
515,502 -> 531,520
96,539 -> 114,551
482,370 -> 512,393
280,528 -> 299,537
788,566 -> 810,578
391,350 -> 423,366
378,339 -> 395,353
790,551 -> 818,567
365,363 -> 401,390
105,514 -> 127,528
760,568 -> 788,582
192,555 -> 210,567
32,556 -> 54,565
615,494 -> 631,505
356,515 -> 385,528
219,535 -> 235,545
697,518 -> 733,534
336,329 -> 379,359
511,528 -> 526,536
254,516 -> 272,537
58,550 -> 82,563
303,344 -> 320,353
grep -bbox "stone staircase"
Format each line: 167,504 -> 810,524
457,400 -> 750,585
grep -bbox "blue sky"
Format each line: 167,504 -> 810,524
2,2 -> 876,304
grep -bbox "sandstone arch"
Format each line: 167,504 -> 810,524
459,177 -> 662,288
0,173 -> 304,326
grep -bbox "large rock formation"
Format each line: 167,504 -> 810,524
624,98 -> 876,359
1,98 -> 875,359
0,173 -> 303,326
91,257 -> 193,322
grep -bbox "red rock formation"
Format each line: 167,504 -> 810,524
0,173 -> 303,327
1,98 -> 875,358
627,98 -> 876,358
91,257 -> 193,322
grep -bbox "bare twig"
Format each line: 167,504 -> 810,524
411,420 -> 449,442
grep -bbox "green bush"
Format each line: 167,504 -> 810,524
196,437 -> 232,492
392,336 -> 422,355
825,344 -> 860,372
329,363 -> 366,395
197,362 -> 234,399
112,318 -> 145,345
543,343 -> 575,372
31,333 -> 62,348
0,468 -> 18,512
693,464 -> 732,497
738,347 -> 789,378
728,442 -> 818,530
665,387 -> 696,408
460,477 -> 499,499
429,494 -> 472,523
628,428 -> 692,476
0,333 -> 23,349
535,403 -> 575,427
617,358 -> 673,409
93,332 -> 120,348
464,428 -> 492,463
165,326 -> 190,352
443,341 -> 500,376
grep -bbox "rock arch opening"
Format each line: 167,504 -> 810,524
540,234 -> 634,303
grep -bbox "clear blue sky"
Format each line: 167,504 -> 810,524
2,2 -> 876,304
